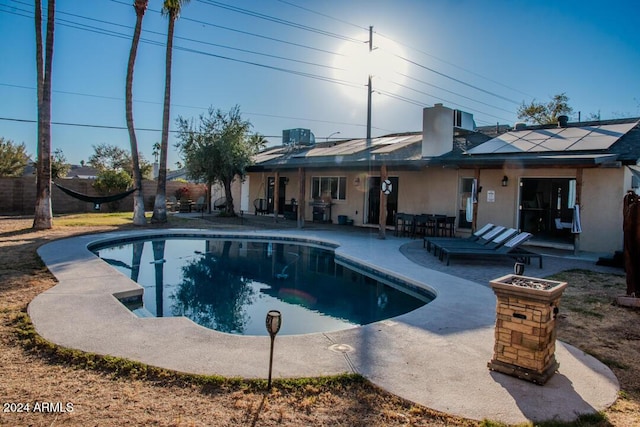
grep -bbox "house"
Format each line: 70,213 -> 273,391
65,165 -> 99,179
243,104 -> 640,254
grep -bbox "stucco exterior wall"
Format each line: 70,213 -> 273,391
244,165 -> 627,253
580,168 -> 624,253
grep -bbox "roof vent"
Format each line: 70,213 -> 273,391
558,115 -> 569,128
514,122 -> 527,130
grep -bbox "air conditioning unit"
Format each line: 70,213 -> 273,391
282,128 -> 315,146
454,109 -> 475,132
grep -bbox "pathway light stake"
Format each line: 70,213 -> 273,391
265,310 -> 282,389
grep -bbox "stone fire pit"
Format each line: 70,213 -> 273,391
488,274 -> 568,385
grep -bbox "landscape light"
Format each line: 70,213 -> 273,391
265,310 -> 282,389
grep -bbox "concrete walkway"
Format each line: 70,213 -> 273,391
29,227 -> 619,425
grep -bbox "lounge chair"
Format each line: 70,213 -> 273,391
428,225 -> 507,257
439,232 -> 540,267
433,227 -> 518,260
424,223 -> 494,251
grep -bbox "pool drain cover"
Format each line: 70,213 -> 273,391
329,343 -> 354,353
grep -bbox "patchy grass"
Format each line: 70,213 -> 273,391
53,212 -> 147,226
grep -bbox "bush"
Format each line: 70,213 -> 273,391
93,170 -> 133,211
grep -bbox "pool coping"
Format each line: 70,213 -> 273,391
29,228 -> 619,425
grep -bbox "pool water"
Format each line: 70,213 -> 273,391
93,238 -> 431,336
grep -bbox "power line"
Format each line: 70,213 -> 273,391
2,0 -> 519,126
375,30 -> 536,100
196,0 -> 362,43
1,5 -> 364,90
275,0 -> 368,31
381,76 -> 514,122
0,83 -> 392,132
265,0 -> 534,99
108,0 -> 346,57
385,49 -> 521,105
0,116 -> 375,140
8,0 -> 521,120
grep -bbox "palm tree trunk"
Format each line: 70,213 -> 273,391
152,13 -> 176,223
33,0 -> 54,230
127,1 -> 148,226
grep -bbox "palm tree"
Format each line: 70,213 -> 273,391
152,0 -> 190,224
126,0 -> 149,226
33,0 -> 55,230
249,133 -> 268,150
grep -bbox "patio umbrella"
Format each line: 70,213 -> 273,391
571,204 -> 582,234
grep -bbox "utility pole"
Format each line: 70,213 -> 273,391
366,25 -> 373,148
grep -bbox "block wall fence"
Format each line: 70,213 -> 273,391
0,177 -> 207,215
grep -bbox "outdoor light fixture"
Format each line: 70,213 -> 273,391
502,176 -> 509,187
265,310 -> 282,389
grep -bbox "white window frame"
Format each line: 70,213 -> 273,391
311,176 -> 347,200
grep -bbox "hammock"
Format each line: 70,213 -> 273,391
54,182 -> 137,210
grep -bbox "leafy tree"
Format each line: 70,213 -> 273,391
171,247 -> 254,333
517,93 -> 574,125
126,0 -> 149,226
0,137 -> 29,177
88,143 -> 152,178
50,148 -> 70,179
33,0 -> 55,230
175,106 -> 265,215
88,143 -> 131,172
152,0 -> 191,224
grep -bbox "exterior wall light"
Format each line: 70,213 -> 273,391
502,176 -> 509,187
265,310 -> 282,389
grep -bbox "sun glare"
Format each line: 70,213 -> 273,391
332,33 -> 409,103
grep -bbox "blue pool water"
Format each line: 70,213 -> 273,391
92,238 -> 431,336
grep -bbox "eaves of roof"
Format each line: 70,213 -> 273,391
426,152 -> 622,169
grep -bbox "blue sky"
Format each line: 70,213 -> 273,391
1,0 -> 639,168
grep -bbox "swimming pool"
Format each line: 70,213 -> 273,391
92,237 -> 432,336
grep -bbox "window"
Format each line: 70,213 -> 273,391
312,176 -> 347,200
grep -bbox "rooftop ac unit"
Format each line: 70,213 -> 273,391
282,128 -> 315,146
454,109 -> 475,132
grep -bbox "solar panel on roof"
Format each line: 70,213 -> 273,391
371,135 -> 421,154
539,137 -> 582,151
467,121 -> 638,154
508,139 -> 539,152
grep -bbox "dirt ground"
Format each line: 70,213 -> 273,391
1,216 -> 638,426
